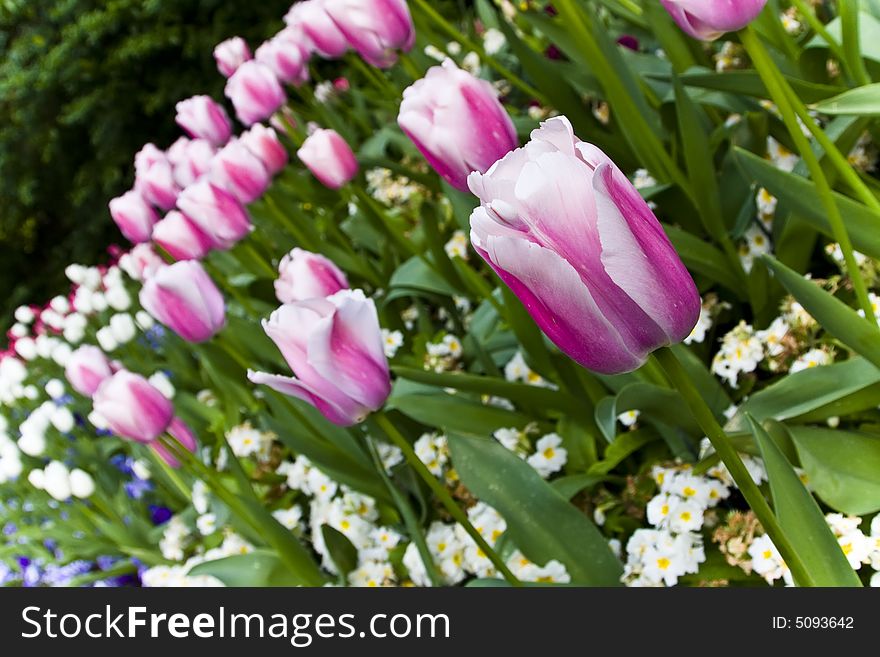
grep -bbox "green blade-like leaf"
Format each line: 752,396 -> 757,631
747,416 -> 861,587
814,83 -> 880,115
448,433 -> 623,586
187,550 -> 303,587
761,255 -> 880,368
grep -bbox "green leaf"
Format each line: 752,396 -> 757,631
594,383 -> 702,443
747,416 -> 861,587
387,255 -> 459,302
733,148 -> 880,260
761,255 -> 880,368
187,550 -> 303,587
550,474 -> 605,500
321,525 -> 359,577
787,426 -> 880,515
663,223 -> 743,296
814,83 -> 880,115
448,433 -> 623,586
728,358 -> 880,430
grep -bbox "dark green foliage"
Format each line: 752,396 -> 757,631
0,0 -> 289,325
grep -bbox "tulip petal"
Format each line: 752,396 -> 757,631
247,370 -> 363,426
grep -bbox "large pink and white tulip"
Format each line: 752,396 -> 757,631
225,61 -> 287,126
176,179 -> 252,250
109,190 -> 159,244
175,95 -> 233,147
284,0 -> 349,58
660,0 -> 767,41
151,210 -> 214,261
467,116 -> 700,374
214,36 -> 252,78
239,124 -> 288,175
324,0 -> 414,68
65,346 -> 114,397
398,59 -> 518,192
255,33 -> 310,86
139,260 -> 226,343
134,144 -> 180,210
209,139 -> 271,204
296,128 -> 358,189
274,248 -> 349,304
248,289 -> 390,426
167,137 -> 216,188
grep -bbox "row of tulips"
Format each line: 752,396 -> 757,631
3,0 -> 879,588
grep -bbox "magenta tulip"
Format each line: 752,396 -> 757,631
209,139 -> 271,204
239,124 -> 288,175
296,128 -> 358,189
274,248 -> 349,303
167,137 -> 216,188
214,36 -> 252,78
284,0 -> 349,58
152,210 -> 214,261
224,61 -> 287,126
398,59 -> 518,192
248,289 -> 390,426
134,144 -> 179,211
467,116 -> 700,375
65,346 -> 114,397
109,190 -> 159,244
324,0 -> 414,68
139,260 -> 226,343
175,95 -> 233,147
255,33 -> 310,86
660,0 -> 767,41
176,179 -> 252,250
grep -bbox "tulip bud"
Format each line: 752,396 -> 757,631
275,248 -> 349,303
239,124 -> 288,175
150,417 -> 198,468
467,116 -> 700,374
284,0 -> 349,58
167,137 -> 216,188
249,289 -> 390,426
660,0 -> 767,41
399,59 -> 518,192
109,190 -> 159,244
176,179 -> 252,250
324,0 -> 414,68
296,128 -> 358,189
134,144 -> 179,210
152,210 -> 214,261
139,260 -> 226,343
255,33 -> 310,86
175,95 -> 233,147
65,345 -> 114,397
209,139 -> 271,203
225,61 -> 287,126
214,36 -> 252,78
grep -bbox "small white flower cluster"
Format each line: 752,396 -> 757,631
847,131 -> 878,172
144,530 -> 254,587
27,461 -> 94,501
226,422 -> 275,460
492,427 -> 568,479
504,351 -> 554,388
365,168 -> 421,205
443,230 -> 469,260
683,299 -> 713,345
414,432 -> 450,477
714,41 -> 744,72
16,400 -> 76,457
623,465 -> 731,587
711,321 -> 765,387
381,328 -> 404,358
0,418 -> 23,484
402,502 -> 570,586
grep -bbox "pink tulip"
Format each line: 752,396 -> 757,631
284,0 -> 349,58
139,260 -> 226,342
167,137 -> 216,188
120,243 -> 167,281
274,248 -> 349,303
109,190 -> 159,244
296,128 -> 358,189
93,371 -> 196,467
398,59 -> 518,192
224,61 -> 287,126
255,32 -> 310,86
176,179 -> 252,250
661,0 -> 767,41
134,144 -> 179,211
65,345 -> 114,397
239,124 -> 288,175
175,95 -> 233,147
209,139 -> 271,204
467,116 -> 700,374
214,36 -> 252,78
324,0 -> 414,68
248,289 -> 390,426
152,210 -> 214,261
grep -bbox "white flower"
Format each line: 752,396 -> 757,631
444,230 -> 469,260
14,337 -> 37,361
135,310 -> 155,331
526,433 -> 567,478
43,461 -> 72,501
711,321 -> 764,387
226,422 -> 272,459
381,329 -> 404,358
757,316 -> 790,357
493,427 -> 524,453
748,534 -> 787,584
349,561 -> 395,587
414,433 -> 449,476
196,513 -> 218,536
790,347 -> 832,373
684,303 -> 712,345
105,285 -> 131,311
109,313 -> 136,344
856,291 -> 880,324
403,541 -> 432,587
617,409 -> 640,428
646,493 -> 676,528
95,327 -> 117,352
272,505 -> 303,530
51,406 -> 75,434
482,28 -> 506,55
376,442 -> 403,473
69,469 -> 95,498
14,305 -> 35,324
668,500 -> 704,533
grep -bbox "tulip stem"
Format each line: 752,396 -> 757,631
372,411 -> 523,587
146,446 -> 191,502
653,347 -> 815,587
740,27 -> 878,328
